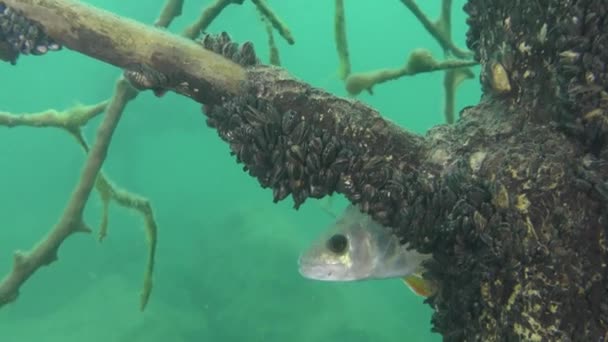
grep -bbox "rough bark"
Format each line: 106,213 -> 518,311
2,0 -> 607,341
465,0 -> 608,153
2,0 -> 246,104
206,62 -> 607,342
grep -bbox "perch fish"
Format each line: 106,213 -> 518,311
298,204 -> 437,297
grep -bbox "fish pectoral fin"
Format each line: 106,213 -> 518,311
402,274 -> 438,298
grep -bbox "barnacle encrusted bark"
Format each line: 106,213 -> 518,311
201,31 -> 608,341
3,1 -> 607,340
2,0 -> 247,105
462,2 -> 608,338
123,32 -> 258,94
0,2 -> 61,64
464,0 -> 608,155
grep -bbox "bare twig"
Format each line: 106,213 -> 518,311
0,78 -> 130,308
0,101 -> 108,129
251,0 -> 294,45
438,0 -> 452,47
64,91 -> 156,312
182,0 -> 245,40
400,0 -> 472,59
434,0 -> 475,123
94,169 -> 158,310
0,79 -> 157,311
334,0 -> 351,80
259,9 -> 280,66
155,0 -> 184,28
443,67 -> 475,123
0,0 -> 188,310
339,0 -> 477,123
345,49 -> 478,96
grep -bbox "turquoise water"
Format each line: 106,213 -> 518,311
0,1 -> 480,341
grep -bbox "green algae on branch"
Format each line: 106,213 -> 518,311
345,49 -> 478,96
0,79 -> 159,311
0,101 -> 107,128
154,0 -> 184,28
0,78 -> 130,309
334,0 -> 351,81
2,0 -> 247,105
400,0 -> 472,59
251,0 -> 294,45
0,0 -> 187,312
258,9 -> 281,66
443,67 -> 475,124
347,0 -> 475,125
181,0 -> 245,40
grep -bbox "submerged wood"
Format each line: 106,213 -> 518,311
2,0 -> 245,105
2,0 -> 607,341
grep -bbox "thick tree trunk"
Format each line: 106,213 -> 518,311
2,0 -> 607,340
458,1 -> 608,340
221,65 -> 607,341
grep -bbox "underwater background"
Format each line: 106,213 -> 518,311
0,1 -> 480,341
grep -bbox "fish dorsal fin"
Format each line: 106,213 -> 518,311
338,204 -> 376,229
318,196 -> 338,218
402,273 -> 438,297
341,204 -> 363,219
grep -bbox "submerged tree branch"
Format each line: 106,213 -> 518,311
3,1 -> 606,340
0,78 -> 130,307
0,101 -> 108,128
259,8 -> 281,66
155,0 -> 184,28
345,49 -> 478,96
182,0 -> 245,40
400,0 -> 471,59
3,0 -> 246,105
251,0 -> 294,45
334,0 -> 350,80
0,0 -> 188,310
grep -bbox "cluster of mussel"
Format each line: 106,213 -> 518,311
123,31 -> 259,96
206,92 -> 356,210
0,3 -> 61,63
197,31 -> 259,67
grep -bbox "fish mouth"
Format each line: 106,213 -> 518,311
297,255 -> 341,281
299,266 -> 335,280
297,255 -> 325,279
297,255 -> 313,275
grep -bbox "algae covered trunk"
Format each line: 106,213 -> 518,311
2,0 -> 607,340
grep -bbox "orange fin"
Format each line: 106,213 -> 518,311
402,274 -> 438,297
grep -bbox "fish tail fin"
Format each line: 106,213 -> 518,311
402,273 -> 438,297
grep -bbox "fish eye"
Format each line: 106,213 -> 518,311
327,234 -> 348,254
